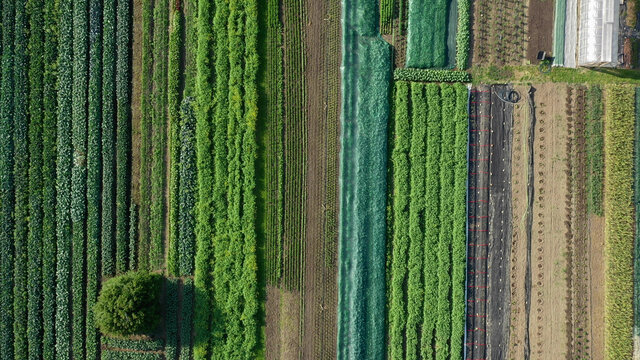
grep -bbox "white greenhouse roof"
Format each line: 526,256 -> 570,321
576,0 -> 619,67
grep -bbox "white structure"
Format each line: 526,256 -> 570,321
576,0 -> 620,66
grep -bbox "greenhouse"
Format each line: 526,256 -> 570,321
575,0 -> 620,67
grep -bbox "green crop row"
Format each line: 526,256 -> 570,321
165,278 -> 178,360
101,0 -> 116,276
387,82 -> 468,359
116,0 -> 131,273
55,0 -> 74,355
394,68 -> 471,83
150,0 -> 169,271
179,99 -> 196,276
129,203 -> 138,270
103,337 -> 164,352
27,0 -> 45,356
388,82 -> 411,360
603,85 -> 635,360
380,0 -> 394,34
13,0 -> 30,356
71,0 -> 89,356
450,83 -> 468,360
138,0 -> 152,273
281,0 -> 307,291
456,0 -> 470,69
587,85 -> 604,216
42,0 -> 58,357
167,1 -> 182,277
86,0 -> 102,357
183,0 -> 198,96
262,0 -> 284,285
193,0 -> 215,354
210,3 -> 230,343
405,83 -> 428,360
180,279 -> 194,360
421,83 -> 442,360
102,350 -> 164,360
435,83 -> 455,360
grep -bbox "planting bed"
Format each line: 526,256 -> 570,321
466,85 -> 513,360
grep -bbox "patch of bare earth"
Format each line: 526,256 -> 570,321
526,0 -> 553,62
590,214 -> 605,360
509,85 -> 531,360
530,84 -> 570,359
281,290 -> 302,360
509,84 -> 572,360
265,286 -> 282,359
471,0 -> 528,65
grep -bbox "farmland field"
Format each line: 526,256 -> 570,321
3,0 -> 640,359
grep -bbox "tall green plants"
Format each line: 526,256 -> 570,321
13,0 -> 29,356
86,0 -> 102,357
179,99 -> 196,276
0,0 -> 15,354
603,85 -> 635,360
41,0 -> 58,357
150,0 -> 169,270
116,0 -> 131,272
27,0 -> 45,356
55,0 -> 73,355
388,82 -> 411,360
101,0 -> 116,276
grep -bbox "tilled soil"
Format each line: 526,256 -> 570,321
509,84 -> 572,360
526,0 -> 553,62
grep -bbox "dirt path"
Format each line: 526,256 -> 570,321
526,84 -> 570,360
509,85 -> 531,360
590,214 -> 605,360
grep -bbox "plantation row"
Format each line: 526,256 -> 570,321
586,85 -> 604,216
603,85 -> 635,360
190,0 -> 260,358
0,0 -> 131,357
387,81 -> 468,360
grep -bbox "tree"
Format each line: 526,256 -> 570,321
94,271 -> 162,337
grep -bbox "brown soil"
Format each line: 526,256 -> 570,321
281,290 -> 303,360
471,0 -> 528,65
301,0 -> 340,358
509,85 -> 531,360
509,84 -> 572,360
265,286 -> 282,359
529,84 -> 570,359
130,0 -> 143,203
590,214 -> 605,360
526,0 -> 553,62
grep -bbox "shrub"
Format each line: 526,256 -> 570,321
394,68 -> 471,83
95,271 -> 162,337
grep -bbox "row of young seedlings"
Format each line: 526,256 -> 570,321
388,82 -> 468,360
